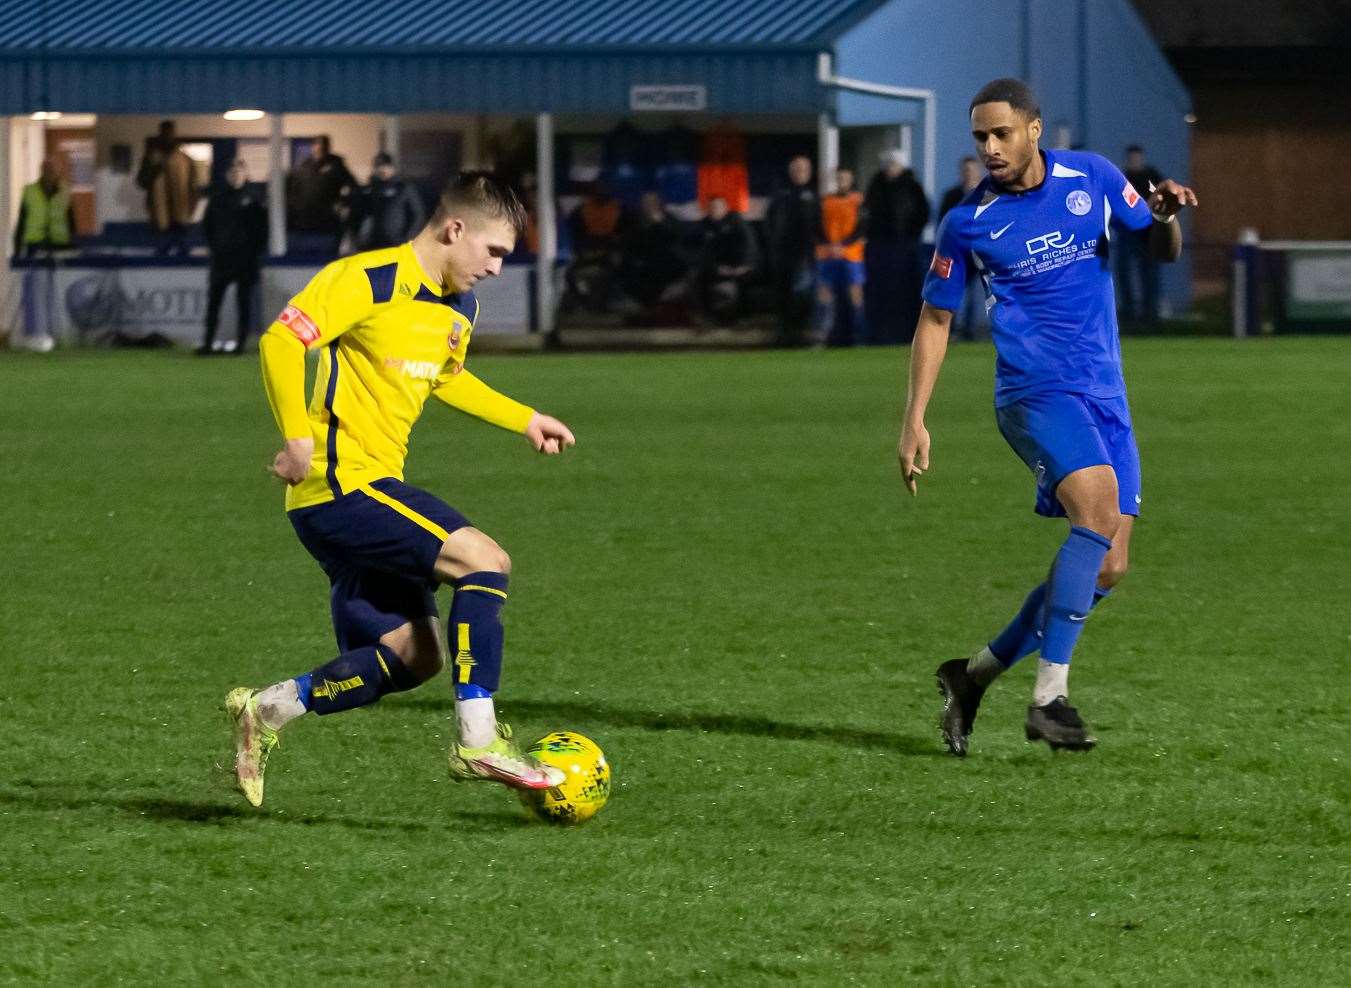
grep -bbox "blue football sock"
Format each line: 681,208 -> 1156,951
1040,526 -> 1113,664
448,571 -> 509,694
305,644 -> 416,716
989,582 -> 1048,667
989,581 -> 1115,668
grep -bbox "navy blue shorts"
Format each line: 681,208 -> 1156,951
995,391 -> 1141,519
288,478 -> 470,652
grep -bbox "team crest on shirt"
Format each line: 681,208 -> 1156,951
448,329 -> 462,350
1065,190 -> 1092,215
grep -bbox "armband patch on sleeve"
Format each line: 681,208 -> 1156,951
1123,181 -> 1141,209
930,252 -> 953,279
278,304 -> 320,345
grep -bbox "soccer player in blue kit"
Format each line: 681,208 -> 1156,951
898,79 -> 1197,753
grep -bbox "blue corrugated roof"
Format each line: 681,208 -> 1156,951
0,0 -> 880,51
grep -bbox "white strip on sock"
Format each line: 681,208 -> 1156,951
456,697 -> 496,749
255,679 -> 307,730
966,646 -> 1004,687
1033,660 -> 1069,707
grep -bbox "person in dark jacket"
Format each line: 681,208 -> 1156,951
863,149 -> 930,344
200,159 -> 268,355
695,196 -> 759,324
765,155 -> 818,347
286,137 -> 355,255
1116,144 -> 1165,324
350,153 -> 426,251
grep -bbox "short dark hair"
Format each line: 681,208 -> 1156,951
969,78 -> 1041,120
1125,144 -> 1144,155
431,171 -> 528,237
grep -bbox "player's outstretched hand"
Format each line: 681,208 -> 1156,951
1149,179 -> 1198,219
270,437 -> 314,485
525,413 -> 576,456
898,422 -> 930,497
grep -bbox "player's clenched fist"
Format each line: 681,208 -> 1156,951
525,413 -> 576,455
271,437 -> 315,485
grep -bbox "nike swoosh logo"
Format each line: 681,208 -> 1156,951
990,222 -> 1014,240
1068,613 -> 1089,622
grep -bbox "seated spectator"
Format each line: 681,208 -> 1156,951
564,183 -> 624,313
695,196 -> 759,325
618,192 -> 691,323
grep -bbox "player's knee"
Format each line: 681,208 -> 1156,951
1078,507 -> 1122,541
1098,557 -> 1129,589
481,545 -> 511,575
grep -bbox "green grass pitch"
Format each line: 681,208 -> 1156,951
1,338 -> 1347,984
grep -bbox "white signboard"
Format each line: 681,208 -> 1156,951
629,85 -> 707,112
31,262 -> 533,345
1287,251 -> 1351,320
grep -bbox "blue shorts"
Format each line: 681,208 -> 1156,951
815,258 -> 865,288
995,392 -> 1141,518
288,478 -> 470,651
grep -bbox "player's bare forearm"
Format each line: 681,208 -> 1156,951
898,303 -> 952,495
904,303 -> 953,426
1146,179 -> 1197,263
1149,216 -> 1183,262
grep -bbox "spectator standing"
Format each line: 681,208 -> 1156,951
814,167 -> 867,346
765,155 -> 819,347
695,195 -> 758,325
938,156 -> 988,340
287,137 -> 355,255
350,153 -> 425,251
200,159 -> 268,355
1117,144 -> 1165,324
136,120 -> 198,256
13,159 -> 74,350
863,150 -> 930,344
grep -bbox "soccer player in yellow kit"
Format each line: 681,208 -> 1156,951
226,173 -> 575,807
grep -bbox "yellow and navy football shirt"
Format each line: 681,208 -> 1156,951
260,242 -> 534,510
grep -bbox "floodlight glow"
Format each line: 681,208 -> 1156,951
30,111 -> 62,121
223,109 -> 266,121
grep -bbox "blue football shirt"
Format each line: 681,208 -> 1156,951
922,149 -> 1153,407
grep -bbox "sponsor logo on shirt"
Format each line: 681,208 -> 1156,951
1123,181 -> 1141,209
278,304 -> 320,345
1025,231 -> 1076,255
1065,190 -> 1092,216
930,252 -> 953,278
384,357 -> 442,381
